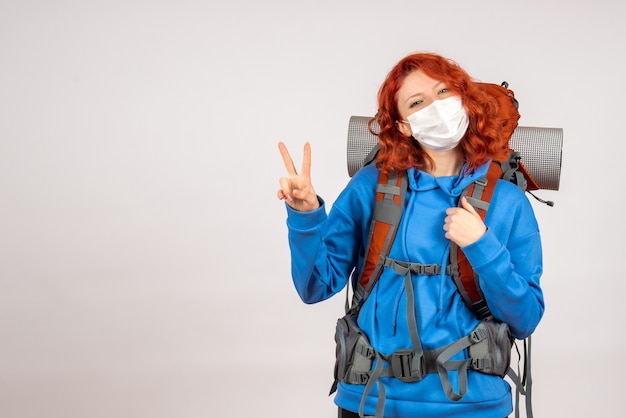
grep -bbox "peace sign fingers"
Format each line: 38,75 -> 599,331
277,142 -> 319,212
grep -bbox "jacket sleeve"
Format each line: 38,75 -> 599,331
285,195 -> 363,304
460,183 -> 545,339
284,166 -> 377,304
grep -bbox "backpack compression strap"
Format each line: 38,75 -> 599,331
352,170 -> 407,308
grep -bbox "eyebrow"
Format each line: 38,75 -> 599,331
404,81 -> 446,104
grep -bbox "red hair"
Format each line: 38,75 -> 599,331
370,52 -> 509,174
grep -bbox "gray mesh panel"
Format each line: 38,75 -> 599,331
346,116 -> 563,191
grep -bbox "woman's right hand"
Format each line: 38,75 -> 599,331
277,142 -> 320,212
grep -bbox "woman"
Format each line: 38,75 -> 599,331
277,52 -> 544,418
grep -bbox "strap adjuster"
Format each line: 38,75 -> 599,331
349,370 -> 371,385
474,176 -> 488,188
355,340 -> 374,358
389,349 -> 424,383
470,357 -> 492,371
470,327 -> 487,343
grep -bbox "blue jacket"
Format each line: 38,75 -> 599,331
285,161 -> 544,418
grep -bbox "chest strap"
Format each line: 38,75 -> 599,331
381,257 -> 457,276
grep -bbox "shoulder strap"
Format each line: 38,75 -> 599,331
450,151 -> 529,319
351,169 -> 407,309
449,161 -> 503,319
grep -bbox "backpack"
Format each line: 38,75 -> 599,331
336,82 -> 562,418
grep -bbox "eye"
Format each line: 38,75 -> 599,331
409,99 -> 424,109
438,87 -> 450,95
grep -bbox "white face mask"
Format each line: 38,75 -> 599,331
405,96 -> 469,151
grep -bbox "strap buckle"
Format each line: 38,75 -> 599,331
474,176 -> 488,188
470,326 -> 488,343
389,349 -> 424,383
348,370 -> 371,385
470,357 -> 492,371
410,263 -> 440,276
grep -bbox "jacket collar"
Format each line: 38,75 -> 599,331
406,161 -> 491,196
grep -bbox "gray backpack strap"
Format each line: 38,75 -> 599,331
462,175 -> 490,212
507,337 -> 534,418
431,329 -> 483,401
362,143 -> 380,168
382,257 -> 456,276
433,319 -> 513,402
358,352 -> 386,418
356,259 -> 427,418
501,151 -> 528,192
399,263 -> 425,372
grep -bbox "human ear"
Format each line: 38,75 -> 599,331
396,120 -> 413,137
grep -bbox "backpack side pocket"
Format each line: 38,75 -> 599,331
468,318 -> 513,378
330,311 -> 374,394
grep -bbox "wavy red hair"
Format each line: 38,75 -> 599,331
369,52 -> 509,174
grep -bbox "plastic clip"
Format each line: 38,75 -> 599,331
390,349 -> 424,383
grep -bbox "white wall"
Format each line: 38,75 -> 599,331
1,1 -> 623,417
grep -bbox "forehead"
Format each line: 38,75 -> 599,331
396,69 -> 443,101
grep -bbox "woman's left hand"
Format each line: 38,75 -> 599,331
443,196 -> 487,247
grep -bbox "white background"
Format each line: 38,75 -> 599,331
1,1 -> 623,417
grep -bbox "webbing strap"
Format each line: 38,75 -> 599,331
465,177 -> 490,212
357,259 -> 425,418
376,183 -> 401,197
449,243 -> 476,307
524,337 -> 533,418
400,265 -> 424,362
352,323 -> 503,412
433,325 -> 488,401
501,152 -> 528,192
382,257 -> 456,277
358,353 -> 386,418
507,337 -> 533,418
